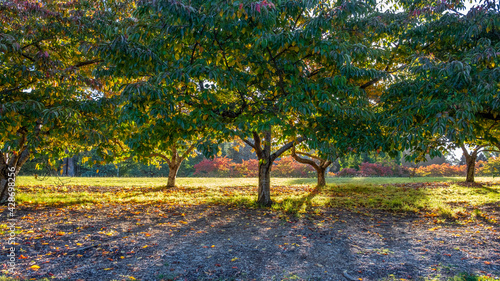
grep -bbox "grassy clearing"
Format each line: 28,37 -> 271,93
15,175 -> 475,188
12,176 -> 500,219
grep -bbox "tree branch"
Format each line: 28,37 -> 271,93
252,132 -> 264,159
291,146 -> 319,170
271,137 -> 306,161
73,59 -> 103,68
149,153 -> 172,166
239,136 -> 256,150
179,143 -> 196,162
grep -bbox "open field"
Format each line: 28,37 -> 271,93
16,176 -> 484,188
1,177 -> 499,280
12,176 -> 500,217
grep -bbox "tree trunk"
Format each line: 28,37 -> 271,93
63,156 -> 76,177
465,155 -> 477,183
257,160 -> 272,206
240,129 -> 305,207
167,163 -> 180,188
317,167 -> 326,187
461,144 -> 481,183
0,164 -> 18,204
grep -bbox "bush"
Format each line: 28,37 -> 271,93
336,168 -> 359,177
391,165 -> 412,177
273,156 -> 315,177
415,163 -> 466,177
336,163 -> 411,177
193,157 -> 233,177
231,159 -> 259,177
359,162 -> 393,177
478,158 -> 500,176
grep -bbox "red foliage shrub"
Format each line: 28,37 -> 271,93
359,162 -> 393,177
272,156 -> 315,177
193,157 -> 232,177
336,168 -> 359,177
392,165 -> 412,177
336,163 -> 411,177
230,159 -> 259,177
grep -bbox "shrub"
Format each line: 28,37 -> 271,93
336,168 -> 359,177
231,159 -> 259,177
193,157 -> 233,177
359,162 -> 393,177
336,163 -> 411,177
477,158 -> 500,176
273,156 -> 315,177
391,165 -> 412,177
415,163 -> 465,177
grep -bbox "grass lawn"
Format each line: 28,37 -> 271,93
16,175 -> 475,188
13,176 -> 500,219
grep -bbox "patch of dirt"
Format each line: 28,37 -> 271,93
1,202 -> 500,280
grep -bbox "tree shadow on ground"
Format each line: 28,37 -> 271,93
275,184 -> 324,215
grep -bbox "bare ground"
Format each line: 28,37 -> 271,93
1,201 -> 500,280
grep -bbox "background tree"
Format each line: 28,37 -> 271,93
380,0 -> 500,182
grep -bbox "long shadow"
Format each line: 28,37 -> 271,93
277,184 -> 324,215
4,195 -> 500,281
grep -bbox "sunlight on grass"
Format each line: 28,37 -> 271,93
11,176 -> 500,219
16,175 -> 488,188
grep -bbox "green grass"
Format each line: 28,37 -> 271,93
10,176 -> 500,219
15,175 -> 475,188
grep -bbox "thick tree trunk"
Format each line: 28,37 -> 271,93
0,164 -> 19,204
63,156 -> 76,177
465,155 -> 477,183
167,163 -> 180,188
0,167 -> 13,204
461,144 -> 481,183
317,167 -> 326,187
257,161 -> 273,206
240,129 -> 305,206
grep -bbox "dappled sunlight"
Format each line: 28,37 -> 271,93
11,178 -> 500,220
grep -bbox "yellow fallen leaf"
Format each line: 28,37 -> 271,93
103,268 -> 113,271
30,265 -> 40,271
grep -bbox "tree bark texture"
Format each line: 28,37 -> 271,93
0,126 -> 36,204
461,144 -> 482,183
167,163 -> 180,188
241,128 -> 305,206
151,144 -> 196,188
